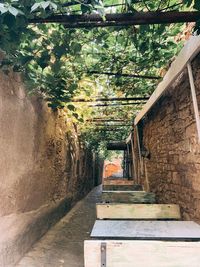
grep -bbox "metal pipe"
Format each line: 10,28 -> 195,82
187,62 -> 200,143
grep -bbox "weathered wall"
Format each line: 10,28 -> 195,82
135,53 -> 200,223
103,158 -> 123,179
0,70 -> 101,266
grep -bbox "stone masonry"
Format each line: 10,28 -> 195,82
0,69 -> 102,266
135,53 -> 200,223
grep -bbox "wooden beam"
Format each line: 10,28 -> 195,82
87,119 -> 130,122
89,71 -> 161,80
102,190 -> 155,203
94,128 -> 127,131
134,36 -> 200,125
93,124 -> 132,126
106,142 -> 127,150
95,126 -> 130,130
103,179 -> 134,185
29,11 -> 200,27
89,102 -> 145,107
71,97 -> 149,103
126,132 -> 132,143
84,240 -> 200,267
62,1 -> 141,8
187,62 -> 200,143
62,1 -> 127,7
96,203 -> 181,219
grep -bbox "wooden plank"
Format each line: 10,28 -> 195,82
134,36 -> 200,125
102,191 -> 155,204
91,220 -> 200,240
84,240 -> 200,267
96,204 -> 181,220
103,184 -> 143,191
103,179 -> 133,186
187,62 -> 200,142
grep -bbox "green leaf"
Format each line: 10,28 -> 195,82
72,43 -> 82,53
37,51 -> 51,69
41,1 -> 50,10
194,19 -> 200,34
53,45 -> 67,58
182,0 -> 193,7
0,4 -> 8,14
20,55 -> 34,65
31,3 -> 41,12
81,4 -> 91,13
8,6 -> 20,16
72,112 -> 79,119
3,14 -> 16,27
67,104 -> 75,111
194,0 -> 200,10
50,2 -> 57,10
68,83 -> 78,93
78,117 -> 84,123
126,0 -> 132,6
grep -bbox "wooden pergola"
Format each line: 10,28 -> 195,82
29,11 -> 200,28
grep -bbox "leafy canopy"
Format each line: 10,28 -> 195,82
0,0 -> 199,155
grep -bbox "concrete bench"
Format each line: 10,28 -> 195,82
102,191 -> 156,204
103,179 -> 134,186
102,184 -> 143,191
96,203 -> 181,220
84,240 -> 200,267
90,220 -> 200,240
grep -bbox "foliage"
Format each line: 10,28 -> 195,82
0,0 -> 200,153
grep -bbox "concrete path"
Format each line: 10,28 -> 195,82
17,186 -> 101,267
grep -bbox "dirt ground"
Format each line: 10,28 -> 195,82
16,186 -> 101,267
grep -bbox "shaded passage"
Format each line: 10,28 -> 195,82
17,186 -> 101,267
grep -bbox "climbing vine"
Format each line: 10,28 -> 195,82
0,0 -> 200,152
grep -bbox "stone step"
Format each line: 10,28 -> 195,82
90,220 -> 200,240
103,184 -> 143,191
84,240 -> 200,267
103,179 -> 134,186
96,203 -> 181,220
102,191 -> 155,204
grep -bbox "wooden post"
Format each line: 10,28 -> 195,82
187,62 -> 200,143
130,134 -> 137,181
136,125 -> 143,181
144,159 -> 150,192
134,36 -> 200,125
126,144 -> 131,179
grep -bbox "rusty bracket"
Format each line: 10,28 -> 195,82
101,242 -> 107,267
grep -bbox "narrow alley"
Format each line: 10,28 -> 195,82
2,1 -> 200,267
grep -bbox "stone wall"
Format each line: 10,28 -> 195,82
0,70 -> 101,266
134,53 -> 200,223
